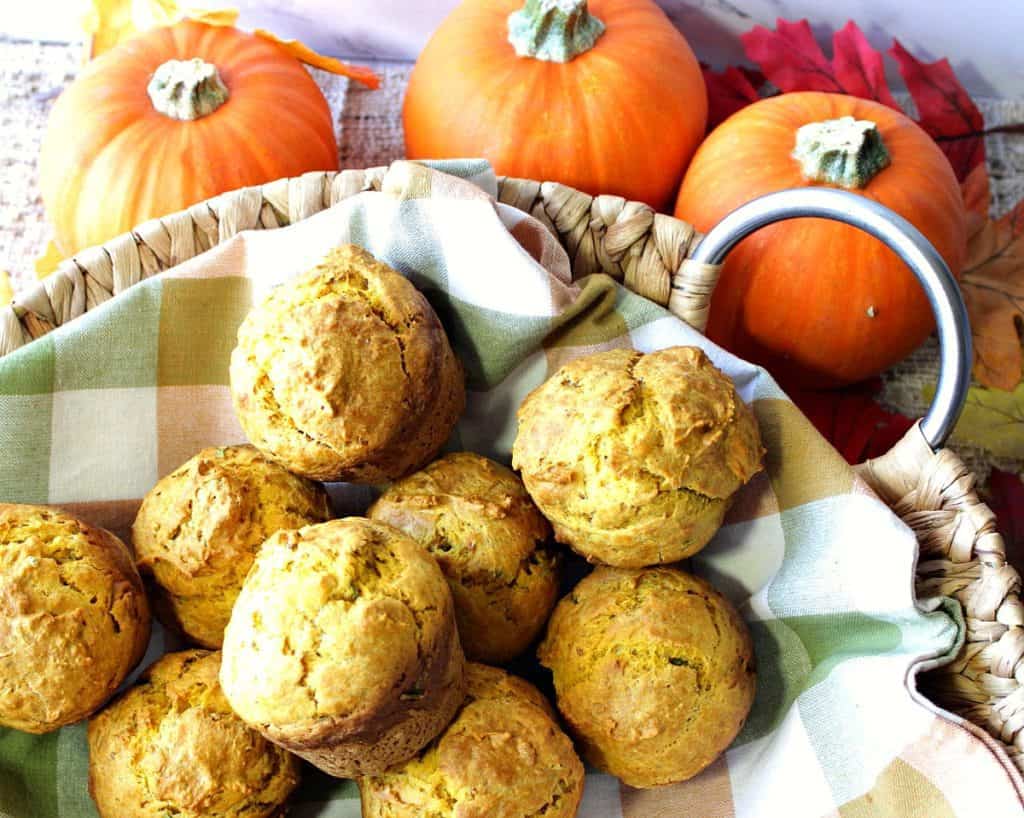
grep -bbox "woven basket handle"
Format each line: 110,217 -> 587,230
689,188 -> 973,451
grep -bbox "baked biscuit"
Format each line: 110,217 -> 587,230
88,649 -> 300,818
0,503 -> 150,733
132,445 -> 331,648
368,452 -> 559,663
229,245 -> 465,483
220,517 -> 465,777
538,566 -> 756,788
512,346 -> 762,567
359,662 -> 583,818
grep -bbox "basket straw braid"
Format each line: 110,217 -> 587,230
859,426 -> 1024,769
0,169 -> 712,357
0,168 -> 1021,771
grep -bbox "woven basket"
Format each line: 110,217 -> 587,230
1,167 -> 1021,771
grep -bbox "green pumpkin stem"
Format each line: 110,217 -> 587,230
792,116 -> 891,189
147,58 -> 230,121
507,0 -> 605,63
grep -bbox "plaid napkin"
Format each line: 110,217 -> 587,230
1,160 -> 1021,817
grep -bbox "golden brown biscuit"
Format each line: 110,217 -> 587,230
359,662 -> 583,818
368,453 -> 559,664
132,445 -> 331,648
512,346 -> 763,567
88,649 -> 300,818
0,504 -> 150,733
220,517 -> 466,777
230,244 -> 465,483
538,566 -> 756,788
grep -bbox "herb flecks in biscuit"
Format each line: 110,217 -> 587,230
359,663 -> 584,817
220,517 -> 466,777
538,566 -> 756,788
132,444 -> 331,648
0,504 -> 150,733
88,649 -> 300,818
369,453 -> 559,663
513,346 -> 763,567
230,245 -> 464,483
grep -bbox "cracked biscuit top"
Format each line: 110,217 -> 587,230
359,662 -> 584,818
538,567 -> 756,788
87,649 -> 300,818
220,517 -> 463,750
512,346 -> 763,567
229,244 -> 465,483
0,503 -> 151,733
132,445 -> 331,648
368,452 -> 559,664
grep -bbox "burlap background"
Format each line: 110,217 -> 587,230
1,36 -> 1022,478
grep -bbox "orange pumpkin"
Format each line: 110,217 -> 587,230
675,92 -> 967,388
40,20 -> 339,256
403,0 -> 707,210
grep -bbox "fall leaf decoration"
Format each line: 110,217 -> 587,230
742,20 -> 897,107
961,199 -> 1024,390
888,41 -> 985,183
790,379 -> 914,465
82,0 -> 231,58
83,0 -> 379,87
704,18 -> 990,183
925,380 -> 1024,461
961,163 -> 992,239
699,63 -> 762,131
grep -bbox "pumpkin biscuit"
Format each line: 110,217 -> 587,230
229,244 -> 465,483
538,566 -> 756,788
88,649 -> 300,818
0,504 -> 150,733
359,662 -> 584,818
220,517 -> 466,777
512,346 -> 763,567
368,452 -> 559,664
132,445 -> 331,648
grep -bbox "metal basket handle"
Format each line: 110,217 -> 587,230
690,188 -> 972,451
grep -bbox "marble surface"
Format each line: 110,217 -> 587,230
4,0 -> 1024,96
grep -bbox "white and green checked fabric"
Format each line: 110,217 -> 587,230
1,160 -> 1022,817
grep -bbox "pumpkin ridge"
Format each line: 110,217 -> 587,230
40,19 -> 341,255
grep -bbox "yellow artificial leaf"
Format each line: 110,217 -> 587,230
35,241 -> 65,279
925,381 -> 1024,460
253,29 -> 380,88
84,0 -> 207,59
83,0 -> 379,87
0,271 -> 12,308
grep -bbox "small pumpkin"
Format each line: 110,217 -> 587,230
403,0 -> 707,210
675,91 -> 968,388
41,20 -> 339,256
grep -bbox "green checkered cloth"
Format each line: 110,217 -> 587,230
1,160 -> 1021,817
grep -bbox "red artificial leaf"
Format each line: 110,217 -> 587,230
889,40 -> 985,182
741,19 -> 899,108
701,64 -> 763,130
790,379 -> 915,465
987,469 -> 1024,577
742,18 -> 839,94
727,18 -> 995,182
830,21 -> 899,108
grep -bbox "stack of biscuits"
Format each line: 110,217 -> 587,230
0,244 -> 764,816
